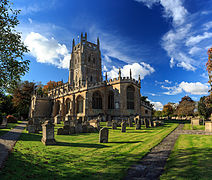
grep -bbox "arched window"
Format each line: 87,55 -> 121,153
92,91 -> 102,109
108,91 -> 114,109
127,86 -> 135,109
65,98 -> 71,114
77,96 -> 83,113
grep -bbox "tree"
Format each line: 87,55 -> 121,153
198,96 -> 212,122
162,103 -> 174,117
12,81 -> 35,118
0,0 -> 29,92
153,110 -> 162,117
206,47 -> 212,95
43,80 -> 63,94
175,96 -> 195,116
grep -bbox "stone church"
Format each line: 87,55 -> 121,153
29,33 -> 152,122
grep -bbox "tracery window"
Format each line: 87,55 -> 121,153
108,91 -> 114,109
92,91 -> 102,109
127,86 -> 135,109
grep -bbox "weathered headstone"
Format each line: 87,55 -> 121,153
99,127 -> 109,143
205,121 -> 212,132
144,118 -> 149,128
106,121 -> 112,127
121,121 -> 126,132
28,125 -> 36,133
135,123 -> 141,130
64,120 -> 70,126
112,121 -> 117,129
41,120 -> 56,145
191,118 -> 200,126
75,124 -> 83,134
89,119 -> 100,129
0,116 -> 7,128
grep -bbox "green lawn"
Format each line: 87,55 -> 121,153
0,123 -> 178,180
0,121 -> 21,137
161,134 -> 212,180
183,124 -> 205,130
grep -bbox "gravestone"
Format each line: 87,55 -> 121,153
0,116 -> 7,128
89,119 -> 100,129
128,118 -> 133,127
205,121 -> 212,132
148,119 -> 154,127
75,124 -> 83,134
144,118 -> 149,128
106,121 -> 112,127
121,121 -> 126,132
99,127 -> 109,143
191,118 -> 200,126
54,115 -> 61,124
28,125 -> 36,133
64,120 -> 70,126
41,120 -> 56,145
135,123 -> 141,130
112,120 -> 117,129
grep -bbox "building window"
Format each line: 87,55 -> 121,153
145,110 -> 148,114
90,76 -> 93,82
88,55 -> 91,62
92,91 -> 102,109
93,57 -> 95,63
77,96 -> 83,113
66,98 -> 71,114
108,91 -> 114,109
127,86 -> 135,109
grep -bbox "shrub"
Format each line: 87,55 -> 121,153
7,115 -> 17,123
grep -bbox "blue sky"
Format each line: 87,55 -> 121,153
14,0 -> 212,110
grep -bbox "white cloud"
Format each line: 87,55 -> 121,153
189,47 -> 201,55
165,80 -> 172,84
203,21 -> 212,30
28,18 -> 33,24
104,55 -> 112,63
162,81 -> 210,95
149,100 -> 163,110
170,57 -> 175,68
24,32 -> 70,69
135,0 -> 188,26
186,32 -> 212,46
106,62 -> 155,80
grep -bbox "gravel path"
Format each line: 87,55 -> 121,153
124,124 -> 184,180
0,121 -> 27,169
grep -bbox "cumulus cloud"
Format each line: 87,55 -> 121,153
203,21 -> 212,30
162,81 -> 210,95
24,32 -> 70,69
149,100 -> 163,110
106,62 -> 155,80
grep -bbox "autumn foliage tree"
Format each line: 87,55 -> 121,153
206,47 -> 212,95
175,96 -> 195,116
43,80 -> 63,94
12,81 -> 35,118
162,103 -> 174,117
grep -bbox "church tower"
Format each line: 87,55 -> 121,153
68,33 -> 102,87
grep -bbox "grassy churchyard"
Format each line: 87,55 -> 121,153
161,134 -> 212,180
0,122 -> 178,180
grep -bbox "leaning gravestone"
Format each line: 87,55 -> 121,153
121,121 -> 126,132
99,127 -> 109,143
41,120 -> 56,145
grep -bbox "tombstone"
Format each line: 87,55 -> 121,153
135,123 -> 141,130
205,121 -> 212,132
107,115 -> 112,122
70,126 -> 76,134
0,116 -> 7,128
99,127 -> 109,143
112,121 -> 117,129
89,119 -> 100,129
121,121 -> 126,132
41,120 -> 56,145
144,118 -> 149,128
75,124 -> 83,134
82,125 -> 88,133
64,120 -> 70,126
106,121 -> 112,127
54,115 -> 61,124
191,118 -> 200,126
28,125 -> 36,133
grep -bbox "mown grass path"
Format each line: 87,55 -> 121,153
0,123 -> 178,180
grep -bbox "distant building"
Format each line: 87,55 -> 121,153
29,33 -> 153,121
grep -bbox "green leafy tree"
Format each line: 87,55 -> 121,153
175,96 -> 195,116
198,96 -> 212,121
153,110 -> 162,117
0,0 -> 29,92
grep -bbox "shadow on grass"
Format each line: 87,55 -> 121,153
108,141 -> 143,144
162,147 -> 212,180
54,141 -> 109,148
